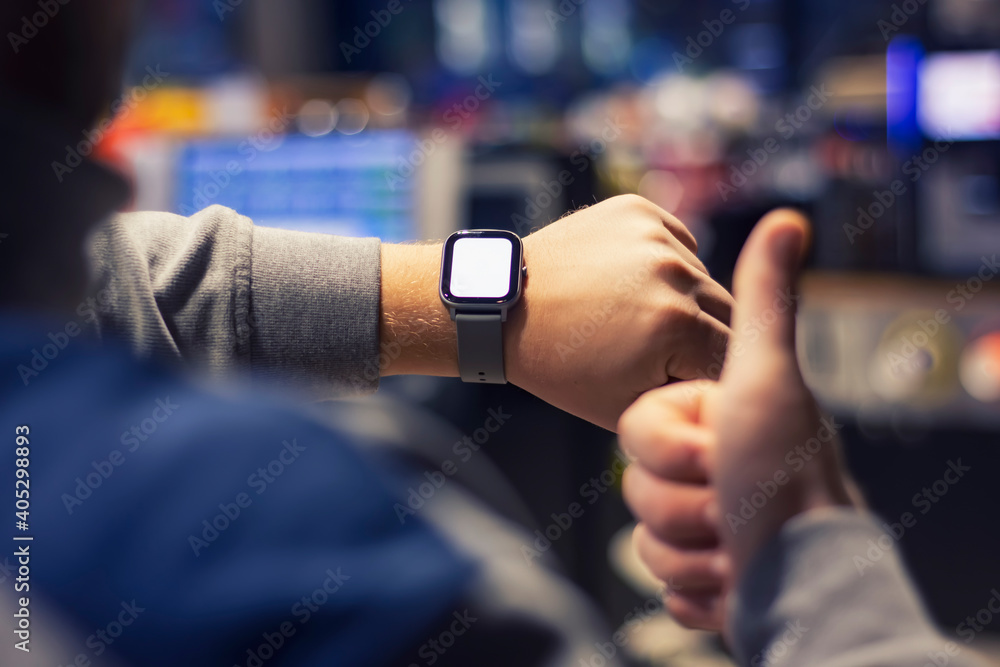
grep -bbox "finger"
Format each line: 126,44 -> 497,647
665,310 -> 730,382
618,382 -> 713,481
696,280 -> 734,327
727,208 -> 810,373
665,591 -> 726,632
623,466 -> 717,545
633,523 -> 727,593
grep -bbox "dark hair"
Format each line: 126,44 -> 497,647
0,1 -> 135,131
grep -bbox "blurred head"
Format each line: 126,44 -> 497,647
0,0 -> 136,131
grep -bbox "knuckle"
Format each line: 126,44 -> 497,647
653,297 -> 701,337
654,255 -> 699,292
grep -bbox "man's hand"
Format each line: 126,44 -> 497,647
703,209 -> 855,577
380,194 -> 734,432
619,209 -> 855,631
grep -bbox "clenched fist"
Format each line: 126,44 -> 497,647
507,194 -> 734,431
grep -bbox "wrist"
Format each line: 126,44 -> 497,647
379,242 -> 458,377
501,234 -> 535,388
380,233 -> 533,383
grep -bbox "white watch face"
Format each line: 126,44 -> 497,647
450,237 -> 513,298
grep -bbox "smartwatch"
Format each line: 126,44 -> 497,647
439,229 -> 525,384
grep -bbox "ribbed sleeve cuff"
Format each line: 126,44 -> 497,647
248,225 -> 381,398
729,508 -> 944,667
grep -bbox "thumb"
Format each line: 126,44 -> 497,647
725,209 -> 810,373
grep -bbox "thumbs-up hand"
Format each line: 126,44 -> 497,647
620,210 -> 855,631
702,209 -> 855,577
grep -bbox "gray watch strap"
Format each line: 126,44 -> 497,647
455,312 -> 506,384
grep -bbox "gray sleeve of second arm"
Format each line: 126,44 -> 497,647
86,205 -> 382,398
729,508 -> 990,667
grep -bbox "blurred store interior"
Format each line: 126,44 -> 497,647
94,0 -> 1000,663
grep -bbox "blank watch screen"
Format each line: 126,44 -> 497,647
449,237 -> 513,298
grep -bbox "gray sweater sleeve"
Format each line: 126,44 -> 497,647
85,205 -> 381,398
729,508 -> 989,667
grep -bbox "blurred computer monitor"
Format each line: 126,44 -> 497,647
174,131 -> 418,241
